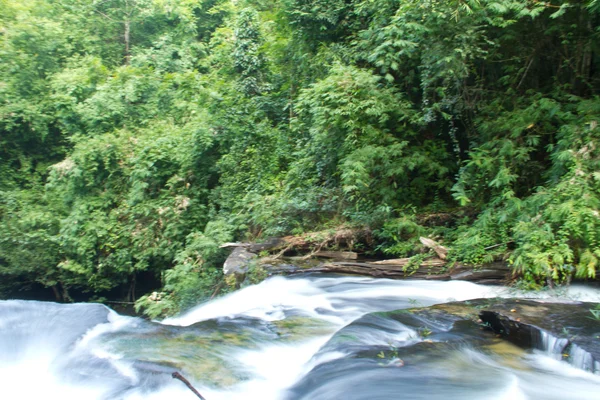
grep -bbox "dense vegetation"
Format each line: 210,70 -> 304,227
1,0 -> 599,315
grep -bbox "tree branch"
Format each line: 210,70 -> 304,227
517,56 -> 534,89
172,372 -> 207,400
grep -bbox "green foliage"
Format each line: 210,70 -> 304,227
289,63 -> 452,219
282,0 -> 354,45
2,0 -> 600,306
450,96 -> 600,283
589,304 -> 600,321
374,213 -> 426,257
417,326 -> 432,338
233,7 -> 268,96
448,215 -> 512,266
511,99 -> 600,282
0,188 -> 63,290
243,260 -> 269,286
134,219 -> 233,317
377,343 -> 401,363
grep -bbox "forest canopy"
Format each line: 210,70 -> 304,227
1,0 -> 599,314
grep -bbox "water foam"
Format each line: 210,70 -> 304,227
2,277 -> 600,400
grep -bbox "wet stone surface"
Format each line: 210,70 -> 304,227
286,297 -> 600,400
397,298 -> 600,373
473,298 -> 600,372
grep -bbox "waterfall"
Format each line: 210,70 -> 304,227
2,276 -> 600,400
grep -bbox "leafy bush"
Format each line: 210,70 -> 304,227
135,219 -> 233,317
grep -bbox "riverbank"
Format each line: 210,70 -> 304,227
220,230 -> 514,286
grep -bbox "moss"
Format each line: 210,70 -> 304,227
271,316 -> 332,340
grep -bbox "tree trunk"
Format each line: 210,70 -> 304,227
124,19 -> 131,65
52,285 -> 62,302
127,273 -> 136,302
62,284 -> 72,302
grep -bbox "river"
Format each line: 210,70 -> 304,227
1,275 -> 600,399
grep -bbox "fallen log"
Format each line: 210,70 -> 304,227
369,258 -> 445,267
263,258 -> 449,279
321,260 -> 449,279
313,251 -> 358,260
262,258 -> 512,284
369,258 -> 411,267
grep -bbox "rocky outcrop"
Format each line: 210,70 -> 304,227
223,247 -> 257,276
448,262 -> 512,284
477,299 -> 600,373
288,297 -> 600,400
391,298 -> 600,374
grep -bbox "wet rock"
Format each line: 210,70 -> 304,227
102,316 -> 275,387
476,299 -> 600,373
286,297 -> 600,400
223,247 -> 257,276
335,299 -> 600,374
286,307 -> 516,400
393,298 -> 600,374
449,262 -> 512,283
245,237 -> 287,252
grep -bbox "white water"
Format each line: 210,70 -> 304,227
1,276 -> 600,400
164,276 -> 504,326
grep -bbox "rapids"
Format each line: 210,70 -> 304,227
1,275 -> 600,399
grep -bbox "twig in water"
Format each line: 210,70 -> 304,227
172,372 -> 207,400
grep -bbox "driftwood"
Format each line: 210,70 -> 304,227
321,259 -> 450,279
172,372 -> 206,400
222,229 -> 370,271
419,237 -> 448,260
220,242 -> 247,248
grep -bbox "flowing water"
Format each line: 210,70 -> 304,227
1,275 -> 600,399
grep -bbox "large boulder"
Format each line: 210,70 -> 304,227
223,247 -> 257,276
